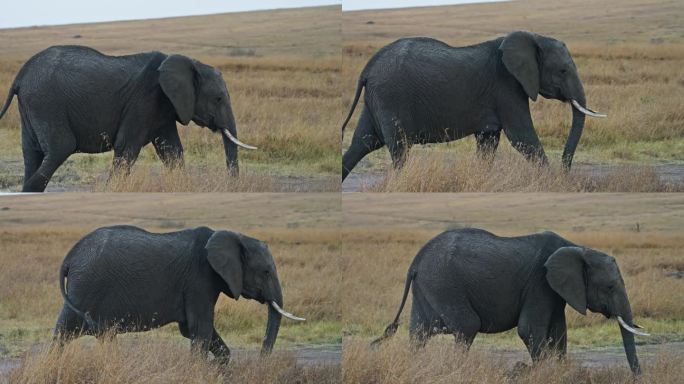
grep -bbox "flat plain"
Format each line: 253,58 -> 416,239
342,0 -> 684,191
341,193 -> 684,382
0,6 -> 341,192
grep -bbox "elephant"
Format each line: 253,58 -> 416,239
372,228 -> 648,375
0,45 -> 257,192
341,31 -> 606,181
53,225 -> 305,360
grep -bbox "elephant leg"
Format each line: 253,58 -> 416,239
342,106 -> 383,181
22,142 -> 75,192
153,126 -> 184,169
499,106 -> 548,165
475,130 -> 501,160
517,309 -> 553,362
377,111 -> 413,170
209,328 -> 231,362
53,306 -> 84,346
186,305 -> 215,359
110,144 -> 143,180
547,306 -> 567,358
20,115 -> 44,184
408,287 -> 439,350
22,146 -> 44,187
441,306 -> 480,349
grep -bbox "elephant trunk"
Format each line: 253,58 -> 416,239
261,285 -> 283,355
618,311 -> 642,375
221,110 -> 240,177
562,89 -> 586,170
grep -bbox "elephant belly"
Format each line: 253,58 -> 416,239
75,129 -> 118,153
407,103 -> 499,145
89,305 -> 178,333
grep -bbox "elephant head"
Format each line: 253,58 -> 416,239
205,231 -> 305,354
500,31 -> 605,169
158,55 -> 257,176
545,247 -> 648,375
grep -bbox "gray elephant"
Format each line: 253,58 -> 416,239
54,225 -> 304,360
373,228 -> 648,375
341,31 -> 605,181
0,45 -> 256,192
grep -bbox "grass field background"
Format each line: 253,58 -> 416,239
0,6 -> 341,192
0,194 -> 342,358
341,0 -> 684,191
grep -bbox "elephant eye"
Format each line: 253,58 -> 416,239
560,68 -> 568,75
216,96 -> 222,103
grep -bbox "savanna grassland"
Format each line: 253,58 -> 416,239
0,194 -> 342,382
0,6 -> 341,192
341,194 -> 684,382
342,0 -> 684,192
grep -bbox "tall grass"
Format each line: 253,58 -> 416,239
8,339 -> 340,384
366,151 -> 681,192
343,337 -> 684,384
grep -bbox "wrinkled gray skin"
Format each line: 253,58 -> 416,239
54,225 -> 285,361
342,31 -> 595,181
374,228 -> 643,375
0,45 -> 243,192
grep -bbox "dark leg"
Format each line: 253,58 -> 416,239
20,117 -> 44,184
22,147 -> 74,192
152,127 -> 184,169
547,306 -> 567,358
186,306 -> 215,359
380,113 -> 413,170
517,309 -> 553,362
209,328 -> 231,363
342,106 -> 383,181
475,130 -> 501,160
53,306 -> 84,347
441,307 -> 480,350
499,105 -> 548,165
408,288 -> 438,350
110,145 -> 143,180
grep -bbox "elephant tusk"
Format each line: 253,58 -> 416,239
617,316 -> 650,336
570,99 -> 607,118
270,301 -> 306,321
222,128 -> 257,150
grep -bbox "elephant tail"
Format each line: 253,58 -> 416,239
0,85 -> 16,121
340,76 -> 366,139
59,262 -> 96,329
370,269 -> 415,347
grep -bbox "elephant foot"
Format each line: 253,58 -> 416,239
504,361 -> 532,381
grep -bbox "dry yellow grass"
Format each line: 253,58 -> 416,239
342,0 -> 684,191
340,194 -> 684,347
0,6 -> 341,191
0,194 -> 342,356
343,337 -> 684,384
366,150 -> 682,192
8,339 -> 340,384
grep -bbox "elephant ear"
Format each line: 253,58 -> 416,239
499,31 -> 540,101
544,246 -> 587,315
158,54 -> 197,125
205,231 -> 244,299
